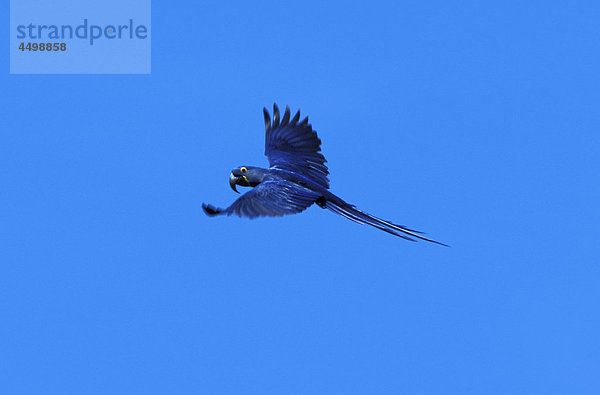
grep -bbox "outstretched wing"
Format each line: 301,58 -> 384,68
202,179 -> 321,219
263,104 -> 330,189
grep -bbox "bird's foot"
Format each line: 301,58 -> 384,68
315,197 -> 327,209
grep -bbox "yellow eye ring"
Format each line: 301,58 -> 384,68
240,167 -> 247,173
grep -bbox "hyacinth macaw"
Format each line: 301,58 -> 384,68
202,104 -> 446,245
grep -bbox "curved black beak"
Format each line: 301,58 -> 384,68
229,173 -> 240,193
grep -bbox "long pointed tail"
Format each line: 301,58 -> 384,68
321,198 -> 448,246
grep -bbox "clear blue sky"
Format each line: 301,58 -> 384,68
2,1 -> 600,393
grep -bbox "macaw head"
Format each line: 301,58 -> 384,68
229,166 -> 263,193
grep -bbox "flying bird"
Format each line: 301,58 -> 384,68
202,104 -> 446,245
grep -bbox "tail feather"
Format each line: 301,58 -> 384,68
326,203 -> 364,225
326,203 -> 417,242
324,200 -> 448,246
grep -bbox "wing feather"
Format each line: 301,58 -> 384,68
202,179 -> 321,219
264,104 -> 330,189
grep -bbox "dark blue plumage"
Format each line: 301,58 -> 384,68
263,105 -> 330,189
202,104 -> 446,245
204,177 -> 320,218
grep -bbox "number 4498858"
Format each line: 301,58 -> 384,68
19,42 -> 67,51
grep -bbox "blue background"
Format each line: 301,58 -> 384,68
2,1 -> 599,393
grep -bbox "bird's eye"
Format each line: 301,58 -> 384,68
240,167 -> 247,173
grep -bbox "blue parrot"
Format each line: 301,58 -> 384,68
202,104 -> 446,245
